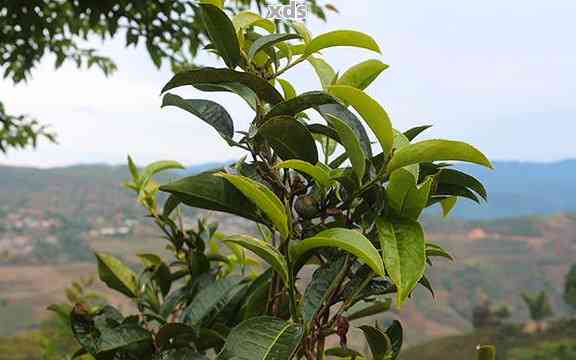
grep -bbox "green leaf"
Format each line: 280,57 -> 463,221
200,0 -> 224,8
156,323 -> 196,350
98,324 -> 152,353
232,11 -> 276,33
224,235 -> 289,286
160,348 -> 209,359
302,256 -> 348,324
426,242 -> 454,261
275,159 -> 332,188
325,347 -> 364,358
376,217 -> 426,306
437,168 -> 487,200
290,22 -> 312,44
336,59 -> 389,90
387,140 -> 493,173
127,155 -> 139,182
199,4 -> 241,69
325,114 -> 366,183
391,130 -> 419,179
328,85 -> 394,155
290,228 -> 385,276
194,82 -> 258,110
359,325 -> 393,360
346,300 -> 392,321
387,169 -> 434,219
161,93 -> 234,141
385,320 -> 403,360
303,30 -> 381,57
266,91 -> 335,120
258,115 -> 318,164
248,33 -> 301,62
316,103 -> 372,157
217,173 -> 290,238
440,196 -> 458,217
308,56 -> 337,89
277,79 -> 297,100
217,316 -> 303,360
403,125 -> 432,141
160,173 -> 265,224
95,252 -> 138,298
139,160 -> 184,189
181,276 -> 241,326
162,68 -> 284,105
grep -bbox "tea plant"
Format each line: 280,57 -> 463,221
67,3 -> 493,359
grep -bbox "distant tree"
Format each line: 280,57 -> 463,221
522,291 -> 554,332
564,264 -> 576,313
472,299 -> 510,328
0,0 -> 331,153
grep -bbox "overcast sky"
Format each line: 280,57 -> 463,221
2,0 -> 575,168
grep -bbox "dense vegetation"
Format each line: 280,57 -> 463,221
46,3 -> 499,359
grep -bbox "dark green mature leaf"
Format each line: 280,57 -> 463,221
437,168 -> 488,200
161,93 -> 234,141
258,115 -> 318,164
224,235 -> 289,285
316,103 -> 372,157
194,82 -> 258,110
290,228 -> 385,276
159,348 -> 209,360
248,33 -> 301,62
162,68 -> 284,105
217,173 -> 290,238
328,85 -> 394,155
376,217 -> 426,306
303,30 -> 381,57
434,183 -> 481,203
98,324 -> 153,353
426,242 -> 454,261
199,4 -> 241,68
160,174 -> 265,224
359,325 -> 393,360
403,125 -> 432,141
307,123 -> 341,143
217,316 -> 303,360
265,91 -> 335,120
387,140 -> 493,173
181,276 -> 241,326
346,300 -> 392,321
336,59 -> 389,90
156,323 -> 197,350
385,320 -> 403,360
302,256 -> 347,324
325,114 -> 366,183
95,253 -> 138,298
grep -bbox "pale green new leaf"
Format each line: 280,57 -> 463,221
95,252 -> 138,298
387,169 -> 434,219
303,30 -> 381,57
217,316 -> 303,360
277,79 -> 297,100
325,114 -> 367,183
217,173 -> 289,237
232,11 -> 276,33
336,59 -> 389,90
275,159 -> 332,188
328,85 -> 394,155
440,196 -> 458,217
290,228 -> 385,276
224,235 -> 289,286
376,217 -> 426,306
308,56 -> 337,89
139,160 -> 184,189
387,140 -> 493,173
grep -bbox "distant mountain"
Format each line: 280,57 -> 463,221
0,159 -> 574,219
451,160 -> 576,219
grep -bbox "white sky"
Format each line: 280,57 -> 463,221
1,0 -> 575,168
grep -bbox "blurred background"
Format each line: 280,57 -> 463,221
1,1 -> 575,359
